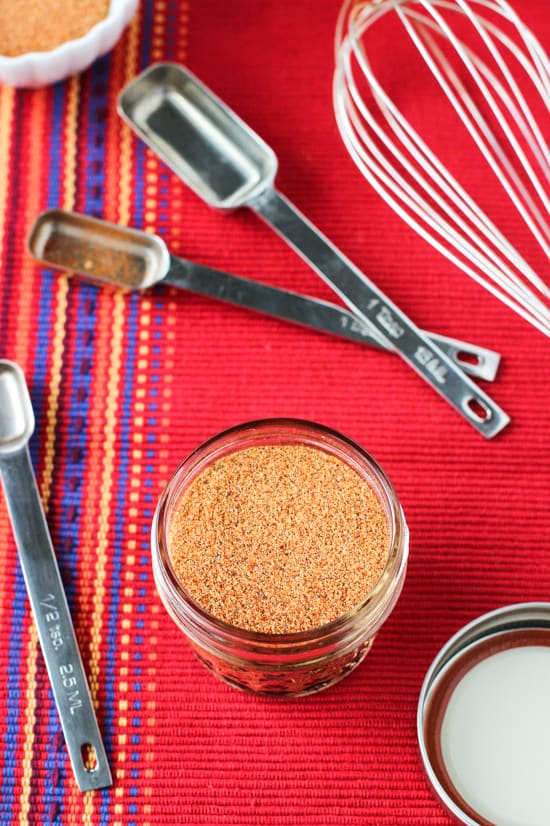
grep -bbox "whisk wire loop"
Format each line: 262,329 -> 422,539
334,0 -> 550,336
409,1 -> 550,250
340,10 -> 550,317
335,59 -> 550,333
397,6 -> 550,275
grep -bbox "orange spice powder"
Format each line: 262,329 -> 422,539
0,0 -> 110,57
42,230 -> 148,288
167,444 -> 390,634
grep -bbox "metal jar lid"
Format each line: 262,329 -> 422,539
417,602 -> 550,826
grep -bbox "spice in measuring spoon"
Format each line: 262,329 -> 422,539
167,443 -> 390,634
38,221 -> 150,289
28,209 -> 503,383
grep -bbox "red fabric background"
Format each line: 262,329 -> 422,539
0,0 -> 548,823
150,2 -> 550,822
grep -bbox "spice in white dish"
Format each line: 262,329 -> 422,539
0,0 -> 110,57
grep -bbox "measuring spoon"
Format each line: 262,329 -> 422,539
0,361 -> 112,791
28,209 -> 500,383
118,63 -> 509,437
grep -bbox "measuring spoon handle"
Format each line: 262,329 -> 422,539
165,257 -> 500,382
248,187 -> 509,437
167,254 -> 389,341
0,448 -> 112,791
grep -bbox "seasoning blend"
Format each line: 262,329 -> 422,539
0,0 -> 110,57
0,0 -> 138,88
152,419 -> 408,696
418,603 -> 550,826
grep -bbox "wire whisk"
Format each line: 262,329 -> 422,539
334,0 -> 550,336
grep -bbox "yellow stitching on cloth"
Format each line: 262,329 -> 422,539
82,8 -> 142,822
0,85 -> 14,297
110,6 -> 151,824
0,84 -> 17,760
19,74 -> 79,824
15,90 -> 49,371
82,291 -> 125,822
117,10 -> 141,228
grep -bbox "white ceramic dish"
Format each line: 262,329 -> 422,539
0,0 -> 138,88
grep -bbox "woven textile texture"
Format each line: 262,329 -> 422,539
0,0 -> 549,823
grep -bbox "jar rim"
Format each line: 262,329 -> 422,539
152,418 -> 408,646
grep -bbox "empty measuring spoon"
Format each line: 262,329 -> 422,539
28,209 -> 501,382
118,63 -> 509,437
0,361 -> 111,791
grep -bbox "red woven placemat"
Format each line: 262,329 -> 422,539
0,1 -> 548,823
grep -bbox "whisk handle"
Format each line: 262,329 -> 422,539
249,187 -> 509,438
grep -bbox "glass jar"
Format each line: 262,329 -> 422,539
151,419 -> 409,696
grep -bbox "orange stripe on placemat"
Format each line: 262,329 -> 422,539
40,74 -> 80,505
18,76 -> 80,822
106,3 -> 173,822
14,86 -> 54,825
59,77 -> 81,212
129,298 -> 154,826
0,85 -> 14,290
109,292 -> 155,826
125,5 -> 171,819
0,82 -> 17,745
131,7 -> 190,822
0,85 -> 47,600
20,130 -> 70,825
173,0 -> 190,64
14,88 -> 51,370
103,8 -> 141,226
17,630 -> 39,826
79,289 -> 126,824
78,10 -> 143,824
0,91 -> 54,814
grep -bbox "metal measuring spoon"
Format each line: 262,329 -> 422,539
118,63 -> 510,437
0,361 -> 112,791
27,209 -> 501,383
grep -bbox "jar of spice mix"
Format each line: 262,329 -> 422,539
151,419 -> 409,696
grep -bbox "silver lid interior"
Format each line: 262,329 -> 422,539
417,603 -> 550,826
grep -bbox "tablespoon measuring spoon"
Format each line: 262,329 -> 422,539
118,63 -> 510,437
0,361 -> 112,791
27,209 -> 500,383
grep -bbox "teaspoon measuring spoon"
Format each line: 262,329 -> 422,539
0,361 -> 112,791
27,209 -> 500,383
118,63 -> 509,437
